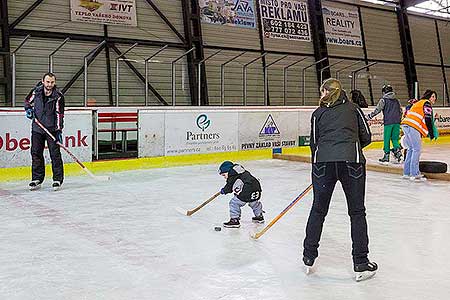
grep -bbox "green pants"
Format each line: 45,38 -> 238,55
383,124 -> 400,153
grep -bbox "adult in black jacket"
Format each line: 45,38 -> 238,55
219,161 -> 263,228
302,78 -> 377,282
24,73 -> 65,191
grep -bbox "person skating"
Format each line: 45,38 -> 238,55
24,72 -> 65,191
219,161 -> 264,228
366,84 -> 403,164
303,78 -> 377,282
401,90 -> 438,181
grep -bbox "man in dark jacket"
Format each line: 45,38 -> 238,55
366,85 -> 403,163
303,78 -> 377,282
219,161 -> 263,228
24,73 -> 65,191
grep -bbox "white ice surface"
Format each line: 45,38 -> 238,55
364,143 -> 450,172
1,159 -> 450,300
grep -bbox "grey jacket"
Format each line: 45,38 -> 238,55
310,92 -> 371,164
367,92 -> 402,125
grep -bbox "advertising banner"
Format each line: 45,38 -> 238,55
199,0 -> 256,28
0,112 -> 93,168
322,5 -> 362,47
364,108 -> 450,142
259,0 -> 310,41
138,111 -> 165,158
239,111 -> 298,150
164,111 -> 238,156
70,0 -> 137,27
433,108 -> 450,131
363,108 -> 384,142
297,108 -> 314,145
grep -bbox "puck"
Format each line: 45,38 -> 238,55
214,226 -> 222,231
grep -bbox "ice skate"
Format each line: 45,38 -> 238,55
378,153 -> 389,165
410,175 -> 427,182
392,148 -> 402,164
252,214 -> 264,224
354,262 -> 377,282
303,256 -> 315,275
223,218 -> 240,228
29,180 -> 42,191
52,181 -> 62,191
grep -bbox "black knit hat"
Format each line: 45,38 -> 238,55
219,161 -> 234,174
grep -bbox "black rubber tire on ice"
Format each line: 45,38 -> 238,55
419,161 -> 448,174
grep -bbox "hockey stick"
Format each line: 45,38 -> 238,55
178,191 -> 221,216
251,183 -> 313,240
34,118 -> 111,181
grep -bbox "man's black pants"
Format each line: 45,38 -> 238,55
303,162 -> 369,265
31,130 -> 64,183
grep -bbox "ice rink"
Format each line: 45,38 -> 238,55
1,158 -> 450,300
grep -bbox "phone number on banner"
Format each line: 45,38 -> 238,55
263,19 -> 309,37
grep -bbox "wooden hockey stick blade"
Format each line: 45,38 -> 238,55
175,207 -> 188,216
84,168 -> 111,181
186,191 -> 221,216
251,184 -> 313,240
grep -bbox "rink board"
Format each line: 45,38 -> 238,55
0,111 -> 93,168
1,106 -> 450,176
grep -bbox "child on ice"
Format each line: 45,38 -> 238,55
218,161 -> 264,228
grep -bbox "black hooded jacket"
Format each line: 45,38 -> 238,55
24,82 -> 65,133
310,92 -> 371,164
222,164 -> 262,202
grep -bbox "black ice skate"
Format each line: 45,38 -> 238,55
252,214 -> 265,224
52,181 -> 62,191
354,261 -> 378,282
29,180 -> 42,191
378,153 -> 390,164
303,256 -> 315,275
392,148 -> 402,164
223,218 -> 240,228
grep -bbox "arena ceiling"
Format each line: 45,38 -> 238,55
362,0 -> 450,19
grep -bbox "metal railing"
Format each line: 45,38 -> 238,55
335,61 -> 361,81
220,51 -> 246,105
115,43 -> 138,106
242,53 -> 266,105
49,38 -> 70,73
11,34 -> 31,107
171,47 -> 195,106
197,49 -> 222,106
302,57 -> 327,105
264,55 -> 288,105
320,59 -> 344,83
84,40 -> 106,106
350,62 -> 377,90
145,45 -> 168,106
283,57 -> 308,105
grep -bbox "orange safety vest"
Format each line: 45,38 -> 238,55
401,99 -> 429,137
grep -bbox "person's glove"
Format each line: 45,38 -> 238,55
220,188 -> 226,195
25,108 -> 34,120
55,131 -> 63,144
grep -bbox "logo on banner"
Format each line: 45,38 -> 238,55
187,114 -> 220,141
80,0 -> 103,12
0,131 -> 89,151
259,114 -> 280,137
199,0 -> 256,28
196,114 -> 211,131
235,0 -> 254,14
110,2 -> 133,12
435,113 -> 450,127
